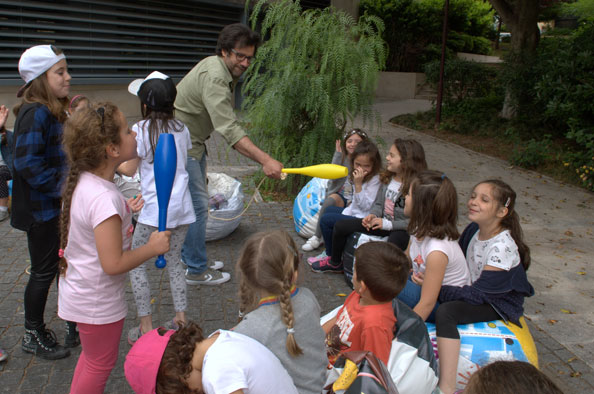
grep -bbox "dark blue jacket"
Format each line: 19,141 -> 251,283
439,222 -> 534,326
11,103 -> 66,230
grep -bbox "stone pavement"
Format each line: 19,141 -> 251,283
0,99 -> 593,393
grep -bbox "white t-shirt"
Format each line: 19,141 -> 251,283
133,119 -> 195,228
59,172 -> 132,325
409,235 -> 471,287
466,230 -> 521,283
342,174 -> 381,218
202,330 -> 298,394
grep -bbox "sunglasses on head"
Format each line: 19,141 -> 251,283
343,129 -> 368,141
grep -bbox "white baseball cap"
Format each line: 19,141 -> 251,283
17,45 -> 66,97
128,71 -> 176,111
127,71 -> 169,96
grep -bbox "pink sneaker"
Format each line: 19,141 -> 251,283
311,256 -> 342,273
307,251 -> 327,265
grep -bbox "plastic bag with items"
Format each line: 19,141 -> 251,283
293,177 -> 329,239
205,173 -> 244,241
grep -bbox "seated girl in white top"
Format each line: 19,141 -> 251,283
396,170 -> 471,322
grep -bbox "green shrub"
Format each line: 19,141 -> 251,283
510,136 -> 552,169
243,0 -> 386,192
424,58 -> 498,103
359,0 -> 494,71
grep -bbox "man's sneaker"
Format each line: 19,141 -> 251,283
128,326 -> 143,345
22,327 -> 71,360
302,235 -> 323,251
185,268 -> 230,286
307,251 -> 327,265
0,348 -> 7,362
181,260 -> 224,271
311,256 -> 343,273
64,321 -> 80,348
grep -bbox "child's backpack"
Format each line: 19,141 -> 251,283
323,351 -> 399,394
341,232 -> 388,288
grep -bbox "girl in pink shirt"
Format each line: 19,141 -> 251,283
57,102 -> 170,394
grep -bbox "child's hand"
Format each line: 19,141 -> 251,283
0,105 -> 8,129
362,214 -> 376,228
127,194 -> 144,213
368,217 -> 383,231
411,271 -> 425,286
148,230 -> 171,255
335,140 -> 342,153
352,167 -> 367,186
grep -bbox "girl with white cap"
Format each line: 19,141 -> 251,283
118,71 -> 195,344
11,44 -> 74,360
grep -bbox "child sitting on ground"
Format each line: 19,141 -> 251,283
464,360 -> 562,394
322,241 -> 409,365
234,230 -> 327,394
125,322 -> 298,394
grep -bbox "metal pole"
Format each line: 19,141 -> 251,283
435,0 -> 449,127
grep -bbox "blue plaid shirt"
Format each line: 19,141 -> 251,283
12,104 -> 66,225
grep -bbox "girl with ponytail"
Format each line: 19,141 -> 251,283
435,179 -> 534,394
234,230 -> 327,394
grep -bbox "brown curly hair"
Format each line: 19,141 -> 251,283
156,322 -> 205,394
59,102 -> 123,275
236,230 -> 303,356
379,138 -> 427,195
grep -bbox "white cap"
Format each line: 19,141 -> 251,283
18,45 -> 66,84
17,45 -> 66,97
127,71 -> 169,96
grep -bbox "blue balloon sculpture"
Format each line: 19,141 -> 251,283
153,133 -> 177,268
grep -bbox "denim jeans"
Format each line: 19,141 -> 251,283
319,205 -> 349,256
181,155 -> 208,275
397,274 -> 439,323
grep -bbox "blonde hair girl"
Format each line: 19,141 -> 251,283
58,102 -> 170,393
234,230 -> 327,394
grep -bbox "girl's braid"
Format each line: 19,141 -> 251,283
278,257 -> 302,357
58,164 -> 81,275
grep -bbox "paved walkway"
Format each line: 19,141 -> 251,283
0,99 -> 592,393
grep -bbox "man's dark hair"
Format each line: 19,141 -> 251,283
216,23 -> 261,56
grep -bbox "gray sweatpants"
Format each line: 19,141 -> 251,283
129,222 -> 189,316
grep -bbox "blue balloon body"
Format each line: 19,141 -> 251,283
153,133 -> 177,269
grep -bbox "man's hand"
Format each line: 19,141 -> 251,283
262,157 -> 283,179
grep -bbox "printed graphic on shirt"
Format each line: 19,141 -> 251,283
382,183 -> 404,221
335,307 -> 354,347
412,253 -> 425,274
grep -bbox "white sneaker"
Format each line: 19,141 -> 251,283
181,259 -> 224,271
185,268 -> 230,286
302,235 -> 323,251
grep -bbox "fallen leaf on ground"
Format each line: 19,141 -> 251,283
577,271 -> 586,275
336,293 -> 347,297
565,230 -> 574,236
561,309 -> 576,314
548,319 -> 558,325
570,372 -> 582,378
567,357 -> 577,362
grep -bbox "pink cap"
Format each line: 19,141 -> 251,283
124,327 -> 175,394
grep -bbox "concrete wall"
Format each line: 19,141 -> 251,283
331,0 -> 360,19
375,72 -> 426,100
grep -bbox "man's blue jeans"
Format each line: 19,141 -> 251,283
182,155 -> 208,275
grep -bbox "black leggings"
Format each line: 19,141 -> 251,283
24,217 -> 60,330
435,300 -> 500,339
0,165 -> 11,198
330,217 -> 409,264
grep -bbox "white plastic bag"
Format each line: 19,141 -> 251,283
293,177 -> 329,239
205,173 -> 244,241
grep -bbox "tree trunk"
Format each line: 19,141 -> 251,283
489,0 -> 541,118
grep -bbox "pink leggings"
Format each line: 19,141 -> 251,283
70,318 -> 125,394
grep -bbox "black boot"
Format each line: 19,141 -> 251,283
64,321 -> 80,348
22,326 -> 71,360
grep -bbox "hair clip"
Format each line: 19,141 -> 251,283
58,248 -> 64,258
441,173 -> 446,180
238,311 -> 244,319
504,197 -> 511,208
286,327 -> 295,334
